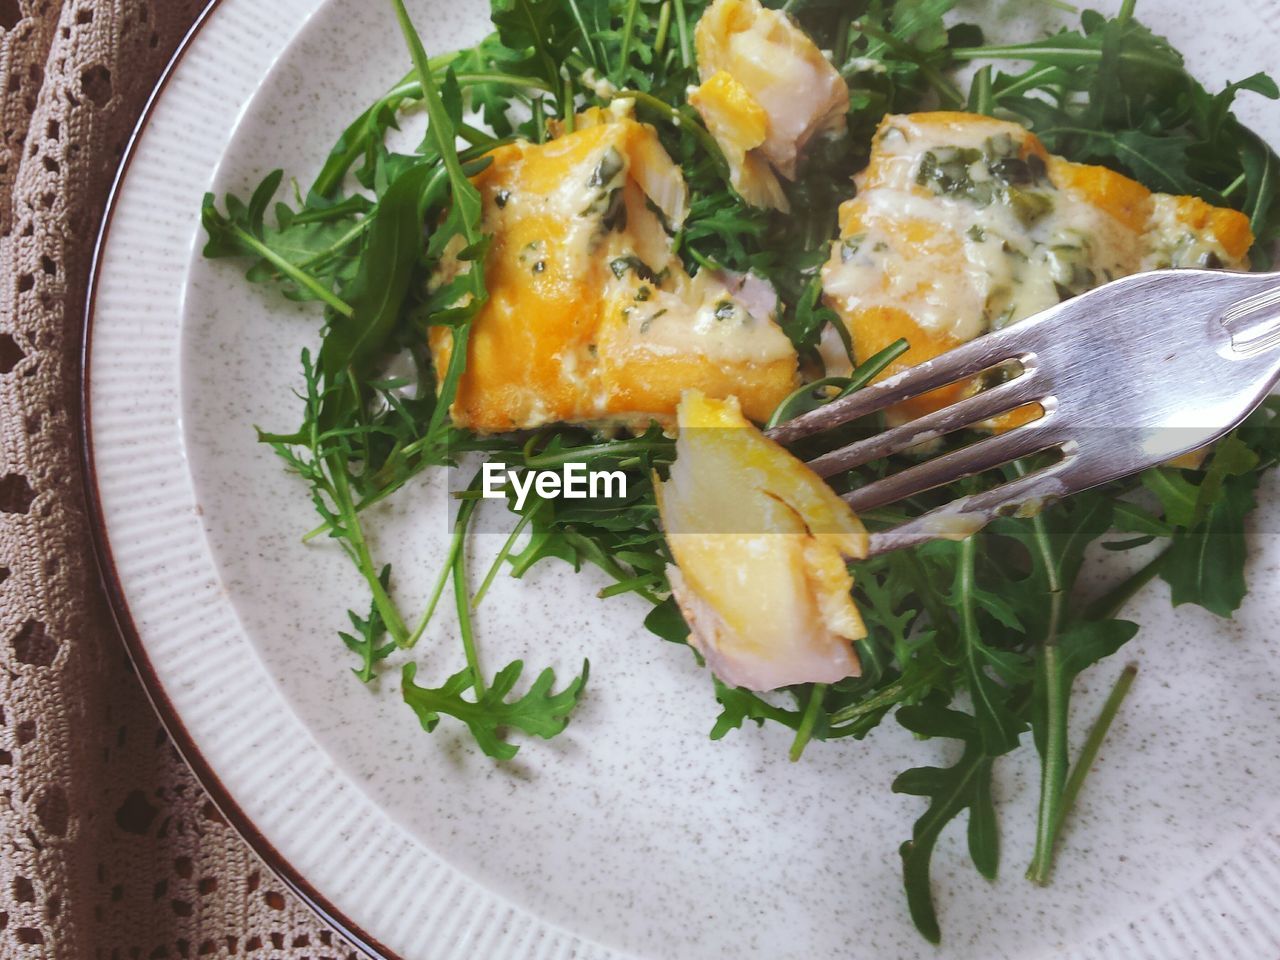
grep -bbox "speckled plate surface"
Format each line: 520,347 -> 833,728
85,1 -> 1280,957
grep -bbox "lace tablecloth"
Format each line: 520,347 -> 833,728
0,2 -> 353,955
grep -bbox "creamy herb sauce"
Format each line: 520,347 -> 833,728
1142,193 -> 1238,270
825,116 -> 1143,343
614,271 -> 794,365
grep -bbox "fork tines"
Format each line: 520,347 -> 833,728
768,321 -> 1038,447
766,321 -> 1066,520
805,369 -> 1048,479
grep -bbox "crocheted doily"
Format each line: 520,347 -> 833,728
0,2 -> 353,955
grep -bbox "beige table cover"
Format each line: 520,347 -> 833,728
0,1 -> 354,955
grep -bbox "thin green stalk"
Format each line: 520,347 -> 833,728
458,122 -> 498,147
989,64 -> 1061,103
950,46 -> 1183,77
765,337 -> 909,428
619,0 -> 640,75
790,684 -> 827,761
453,508 -> 484,696
563,73 -> 576,132
1024,487 -> 1069,886
1027,643 -> 1067,884
383,72 -> 556,99
303,480 -> 400,542
654,1 -> 672,57
1033,662 -> 1138,883
407,538 -> 462,647
523,433 -> 674,469
972,65 -> 995,116
672,0 -> 691,69
682,244 -> 722,273
766,378 -> 853,429
847,339 -> 911,393
233,226 -> 354,317
958,536 -> 1000,720
297,217 -> 374,271
473,501 -> 544,606
833,12 -> 852,66
1222,172 -> 1247,199
372,426 -> 469,484
532,98 -> 547,143
454,71 -> 554,91
564,0 -> 604,72
827,664 -> 947,726
392,4 -> 478,211
329,455 -> 409,642
599,575 -> 661,599
559,534 -> 664,606
406,493 -> 477,648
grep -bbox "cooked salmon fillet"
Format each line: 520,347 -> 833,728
820,111 -> 1255,423
689,0 -> 849,210
657,390 -> 868,691
428,108 -> 798,433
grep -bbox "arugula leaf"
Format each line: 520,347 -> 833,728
246,200 -> 372,298
499,425 -> 675,605
781,269 -> 838,353
893,699 -> 998,945
1024,619 -> 1138,884
260,351 -> 411,644
340,564 -> 398,682
887,0 -> 957,53
202,171 -> 356,317
1104,128 -> 1196,196
401,659 -> 590,760
644,596 -> 690,643
709,680 -> 802,741
1163,473 -> 1259,617
1038,662 -> 1138,881
1242,131 -> 1279,257
952,537 -> 1024,756
318,161 -> 437,424
1142,467 -> 1199,527
489,0 -> 580,115
1136,435 -> 1265,618
563,0 -> 612,73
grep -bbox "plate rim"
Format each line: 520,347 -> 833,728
78,2 -> 394,957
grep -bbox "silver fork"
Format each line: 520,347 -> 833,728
767,269 -> 1280,557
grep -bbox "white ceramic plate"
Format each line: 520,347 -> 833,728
86,1 -> 1280,957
